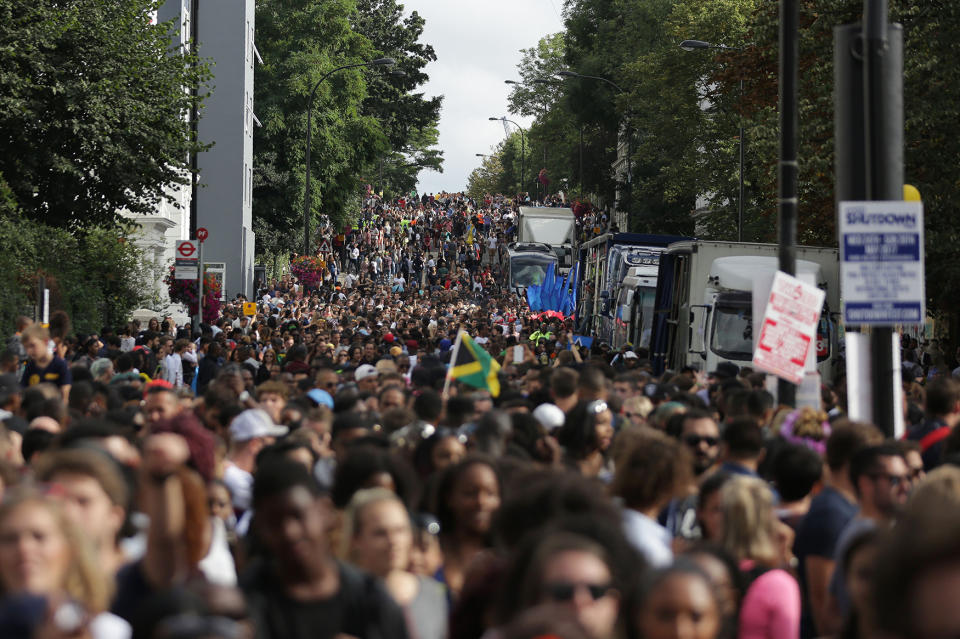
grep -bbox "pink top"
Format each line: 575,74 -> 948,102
738,567 -> 801,639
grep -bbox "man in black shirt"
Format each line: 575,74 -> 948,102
243,459 -> 409,639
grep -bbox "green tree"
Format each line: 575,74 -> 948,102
353,0 -> 444,194
369,123 -> 443,198
253,0 -> 387,245
0,216 -> 151,336
467,154 -> 505,201
0,0 -> 209,230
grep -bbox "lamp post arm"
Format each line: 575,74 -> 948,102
576,73 -> 624,93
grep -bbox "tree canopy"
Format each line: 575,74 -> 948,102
0,0 -> 208,230
252,0 -> 443,255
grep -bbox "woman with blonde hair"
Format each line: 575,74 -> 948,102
0,487 -> 130,638
720,475 -> 800,639
344,488 -> 448,639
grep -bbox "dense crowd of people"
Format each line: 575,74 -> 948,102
0,191 -> 958,639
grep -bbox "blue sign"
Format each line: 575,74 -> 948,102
839,202 -> 924,326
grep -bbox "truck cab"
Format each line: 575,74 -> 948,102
505,242 -> 558,293
651,241 -> 840,382
692,257 -> 835,379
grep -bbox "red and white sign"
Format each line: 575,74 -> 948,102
196,227 -> 209,242
177,240 -> 198,259
752,271 -> 826,385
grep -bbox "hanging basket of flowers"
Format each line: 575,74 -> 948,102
290,255 -> 326,290
164,266 -> 222,324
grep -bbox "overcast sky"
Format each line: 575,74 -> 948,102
409,0 -> 565,195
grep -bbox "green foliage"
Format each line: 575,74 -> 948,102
353,0 -> 444,194
253,0 -> 443,248
467,154 -> 505,201
253,0 -> 386,243
0,216 -> 151,337
0,0 -> 209,230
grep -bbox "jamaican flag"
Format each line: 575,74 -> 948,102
447,331 -> 501,397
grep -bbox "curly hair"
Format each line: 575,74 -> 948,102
612,431 -> 692,511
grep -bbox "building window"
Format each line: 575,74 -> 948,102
243,162 -> 248,204
244,91 -> 250,136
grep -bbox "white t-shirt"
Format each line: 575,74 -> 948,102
223,462 -> 253,512
89,612 -> 132,639
393,276 -> 406,288
162,353 -> 183,387
199,517 -> 238,586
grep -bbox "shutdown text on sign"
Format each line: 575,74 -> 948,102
839,201 -> 924,325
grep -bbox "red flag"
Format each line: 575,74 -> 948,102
537,169 -> 550,186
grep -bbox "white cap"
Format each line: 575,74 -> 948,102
623,350 -> 639,359
532,403 -> 566,432
355,364 -> 379,381
229,409 -> 288,442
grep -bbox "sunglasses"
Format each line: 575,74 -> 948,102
868,472 -> 910,487
587,400 -> 608,415
543,581 -> 614,602
683,434 -> 719,447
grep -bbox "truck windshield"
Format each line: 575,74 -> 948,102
711,293 -> 753,361
511,256 -> 556,287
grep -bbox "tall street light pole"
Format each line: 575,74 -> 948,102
303,57 -> 395,255
489,117 -> 525,195
680,40 -> 746,242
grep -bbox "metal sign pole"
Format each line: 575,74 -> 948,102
196,240 -> 204,333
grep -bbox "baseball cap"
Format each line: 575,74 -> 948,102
229,409 -> 289,442
390,345 -> 403,357
306,388 -> 334,409
383,333 -> 395,343
439,338 -> 452,353
623,350 -> 638,359
355,364 -> 379,381
532,403 -> 566,432
375,359 -> 398,375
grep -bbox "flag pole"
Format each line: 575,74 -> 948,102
442,330 -> 464,401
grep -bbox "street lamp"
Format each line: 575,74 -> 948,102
303,57 -> 395,254
680,39 -> 745,242
490,117 -> 525,195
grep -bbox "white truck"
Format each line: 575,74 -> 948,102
503,242 -> 558,292
516,206 -> 576,269
649,241 -> 841,380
